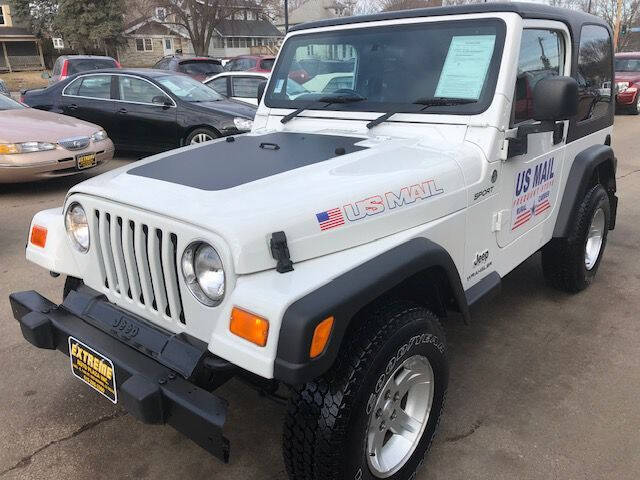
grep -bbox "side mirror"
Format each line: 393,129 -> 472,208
152,95 -> 172,108
257,81 -> 267,103
508,76 -> 578,158
533,76 -> 578,121
41,71 -> 51,79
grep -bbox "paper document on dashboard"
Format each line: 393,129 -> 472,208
435,35 -> 496,100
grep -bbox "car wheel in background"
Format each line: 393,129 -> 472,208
630,95 -> 640,115
186,128 -> 218,145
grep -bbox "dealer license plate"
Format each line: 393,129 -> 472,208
68,337 -> 117,403
76,153 -> 97,170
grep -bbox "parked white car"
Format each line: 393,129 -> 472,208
301,72 -> 355,93
204,71 -> 308,105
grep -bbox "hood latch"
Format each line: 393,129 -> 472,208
270,231 -> 294,273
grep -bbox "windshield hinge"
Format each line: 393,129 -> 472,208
270,231 -> 294,273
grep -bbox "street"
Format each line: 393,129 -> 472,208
0,116 -> 639,480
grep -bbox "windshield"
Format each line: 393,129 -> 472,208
157,74 -> 224,102
265,19 -> 505,115
615,58 -> 640,72
0,95 -> 25,111
179,61 -> 223,76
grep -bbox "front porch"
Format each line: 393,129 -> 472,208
0,35 -> 45,72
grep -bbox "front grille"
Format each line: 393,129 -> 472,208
92,209 -> 185,325
59,136 -> 90,151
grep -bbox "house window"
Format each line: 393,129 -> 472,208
234,10 -> 244,20
0,6 -> 5,25
52,38 -> 64,49
247,10 -> 255,20
136,38 -> 153,52
155,7 -> 167,21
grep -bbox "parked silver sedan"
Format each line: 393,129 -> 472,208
0,95 -> 114,183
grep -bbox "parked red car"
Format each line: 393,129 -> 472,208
615,52 -> 640,114
225,55 -> 275,73
46,55 -> 121,85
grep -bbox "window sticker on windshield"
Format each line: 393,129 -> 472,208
435,35 -> 496,100
274,79 -> 284,93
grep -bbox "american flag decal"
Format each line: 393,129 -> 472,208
512,209 -> 532,230
534,198 -> 551,216
316,208 -> 345,231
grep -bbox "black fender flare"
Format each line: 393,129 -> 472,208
554,144 -> 617,238
273,237 -> 469,385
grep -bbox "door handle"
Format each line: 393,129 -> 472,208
117,108 -> 128,114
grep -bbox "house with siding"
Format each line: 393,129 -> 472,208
275,0 -> 353,32
0,2 -> 45,72
118,4 -> 282,67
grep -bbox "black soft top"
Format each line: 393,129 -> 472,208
290,2 -> 609,35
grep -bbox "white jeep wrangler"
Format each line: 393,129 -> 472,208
10,3 -> 618,479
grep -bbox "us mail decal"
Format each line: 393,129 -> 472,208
316,179 -> 444,231
511,157 -> 555,230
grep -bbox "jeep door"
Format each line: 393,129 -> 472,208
496,23 -> 570,249
112,75 -> 177,151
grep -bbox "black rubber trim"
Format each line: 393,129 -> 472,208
9,290 -> 230,462
554,144 -> 617,238
273,238 -> 469,385
127,132 -> 367,191
465,271 -> 501,307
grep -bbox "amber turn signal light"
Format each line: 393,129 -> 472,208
310,316 -> 334,358
230,307 -> 269,347
30,225 -> 47,248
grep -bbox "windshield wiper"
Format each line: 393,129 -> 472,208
281,93 -> 366,124
366,97 -> 477,129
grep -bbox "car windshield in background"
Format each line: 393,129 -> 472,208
265,19 -> 505,115
180,61 -> 224,76
615,58 -> 640,72
157,74 -> 225,102
67,59 -> 117,75
0,95 -> 25,111
260,58 -> 275,70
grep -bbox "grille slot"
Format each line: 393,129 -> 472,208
92,208 -> 184,325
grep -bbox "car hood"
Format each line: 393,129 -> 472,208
69,130 -> 474,274
0,108 -> 100,143
189,99 -> 256,118
615,72 -> 640,84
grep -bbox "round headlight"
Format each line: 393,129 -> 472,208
181,242 -> 225,306
64,202 -> 89,253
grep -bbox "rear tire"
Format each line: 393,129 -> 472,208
630,95 -> 640,115
542,184 -> 610,292
282,300 -> 448,480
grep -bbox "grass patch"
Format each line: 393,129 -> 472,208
0,71 -> 49,91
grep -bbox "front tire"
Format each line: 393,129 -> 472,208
542,184 -> 610,292
282,300 -> 448,480
185,128 -> 218,145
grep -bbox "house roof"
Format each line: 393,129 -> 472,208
0,26 -> 37,38
215,19 -> 282,37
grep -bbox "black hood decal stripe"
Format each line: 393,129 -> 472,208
127,132 -> 368,191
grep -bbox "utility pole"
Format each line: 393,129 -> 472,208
613,0 -> 623,51
284,0 -> 289,32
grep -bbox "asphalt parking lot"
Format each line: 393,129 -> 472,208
1,117 -> 639,480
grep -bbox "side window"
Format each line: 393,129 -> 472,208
67,75 -> 112,99
514,29 -> 564,124
118,76 -> 166,104
577,25 -> 612,122
231,77 -> 263,98
209,77 -> 228,96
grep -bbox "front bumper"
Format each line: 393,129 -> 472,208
616,90 -> 638,106
9,288 -> 230,462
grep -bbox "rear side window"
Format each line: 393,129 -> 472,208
65,75 -> 112,99
514,29 -> 564,124
577,25 -> 612,122
53,58 -> 62,76
67,58 -> 117,75
231,76 -> 264,98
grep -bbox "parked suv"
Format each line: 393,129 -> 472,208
614,52 -> 640,114
10,4 -> 618,480
153,55 -> 224,81
46,55 -> 120,84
